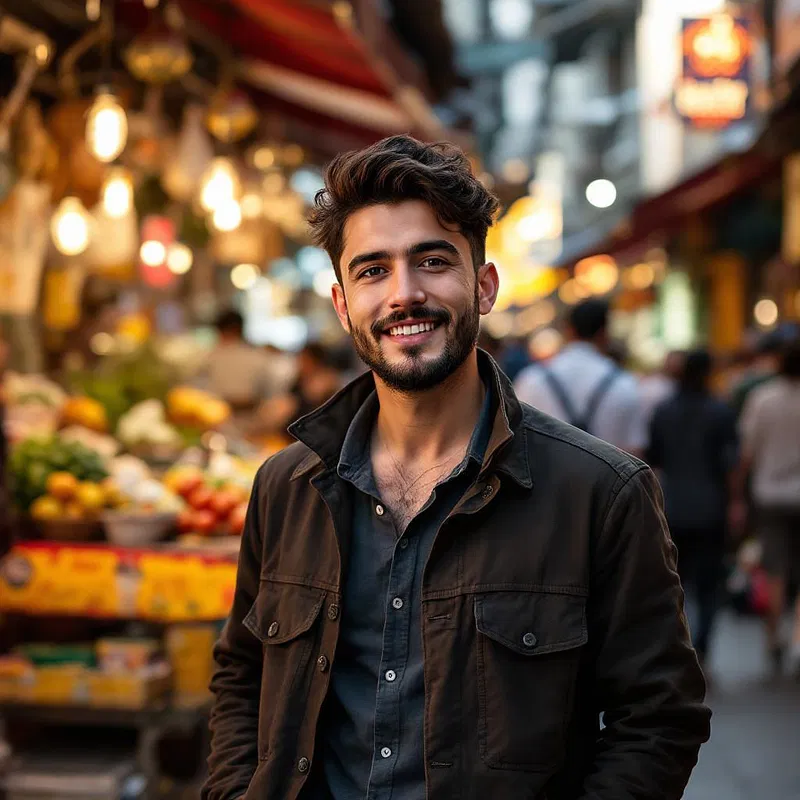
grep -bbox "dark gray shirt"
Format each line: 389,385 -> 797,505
316,384 -> 493,800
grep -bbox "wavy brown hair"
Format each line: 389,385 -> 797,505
308,135 -> 499,282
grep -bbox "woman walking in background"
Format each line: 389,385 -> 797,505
648,349 -> 740,670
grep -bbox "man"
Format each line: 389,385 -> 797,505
647,349 -> 739,669
514,299 -> 646,454
203,135 -> 709,800
198,310 -> 291,437
738,339 -> 800,677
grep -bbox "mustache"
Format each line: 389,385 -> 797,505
371,307 -> 451,339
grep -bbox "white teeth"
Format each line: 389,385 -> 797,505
388,321 -> 435,336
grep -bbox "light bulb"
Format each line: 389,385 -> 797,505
101,167 -> 133,218
140,240 -> 167,267
51,197 -> 91,256
241,192 -> 263,219
586,179 -> 617,209
754,298 -> 779,328
231,263 -> 259,289
166,243 -> 193,274
86,91 -> 128,163
199,157 -> 240,212
213,199 -> 242,232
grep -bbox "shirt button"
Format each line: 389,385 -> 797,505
327,603 -> 340,621
522,632 -> 537,648
380,747 -> 392,759
376,504 -> 385,516
317,655 -> 329,672
392,597 -> 404,610
385,669 -> 396,682
399,539 -> 409,550
267,621 -> 279,638
298,757 -> 310,773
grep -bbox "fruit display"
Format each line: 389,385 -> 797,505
60,396 -> 110,433
165,466 -> 249,536
117,400 -> 184,455
3,372 -> 66,443
9,436 -> 110,514
166,386 -> 231,430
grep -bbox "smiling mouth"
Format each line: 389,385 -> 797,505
384,321 -> 441,338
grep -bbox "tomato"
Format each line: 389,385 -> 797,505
210,490 -> 239,519
193,509 -> 217,535
175,474 -> 204,500
177,509 -> 195,533
188,486 -> 213,511
228,503 -> 248,536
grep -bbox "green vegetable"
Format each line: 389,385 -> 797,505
8,435 -> 109,512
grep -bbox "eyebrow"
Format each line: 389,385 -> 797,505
347,239 -> 460,274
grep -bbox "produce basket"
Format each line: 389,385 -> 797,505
102,511 -> 177,547
34,518 -> 104,543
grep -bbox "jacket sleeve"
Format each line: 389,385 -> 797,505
202,468 -> 266,800
580,466 -> 711,800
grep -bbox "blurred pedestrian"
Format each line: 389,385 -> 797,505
647,349 -> 739,668
514,298 -> 646,455
639,350 -> 685,451
730,331 -> 783,418
199,310 -> 280,410
738,340 -> 800,677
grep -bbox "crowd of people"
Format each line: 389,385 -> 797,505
504,299 -> 800,680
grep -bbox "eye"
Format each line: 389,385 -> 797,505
420,256 -> 447,268
359,266 -> 386,279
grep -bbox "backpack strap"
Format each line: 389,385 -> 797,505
539,364 -> 621,433
539,366 -> 582,429
581,366 -> 621,433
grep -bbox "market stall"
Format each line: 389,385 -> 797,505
0,1 -> 461,795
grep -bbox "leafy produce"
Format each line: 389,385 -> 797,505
10,437 -> 109,513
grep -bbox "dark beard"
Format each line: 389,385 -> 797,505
349,289 -> 480,392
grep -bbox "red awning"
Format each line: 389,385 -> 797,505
562,148 -> 782,269
122,0 -> 450,152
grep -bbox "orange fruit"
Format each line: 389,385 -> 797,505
47,472 -> 78,501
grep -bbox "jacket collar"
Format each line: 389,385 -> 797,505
288,349 -> 532,489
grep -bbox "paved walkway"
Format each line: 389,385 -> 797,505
684,612 -> 800,800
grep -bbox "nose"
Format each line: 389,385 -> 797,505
388,261 -> 426,310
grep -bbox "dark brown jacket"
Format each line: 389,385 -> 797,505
203,353 -> 710,800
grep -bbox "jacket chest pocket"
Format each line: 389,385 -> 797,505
474,591 -> 587,772
243,581 -> 326,759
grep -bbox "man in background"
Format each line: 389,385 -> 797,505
739,340 -> 800,677
647,349 -> 739,670
514,298 -> 645,455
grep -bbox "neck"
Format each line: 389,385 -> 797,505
373,350 -> 484,463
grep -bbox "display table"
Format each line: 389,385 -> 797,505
0,540 -> 238,622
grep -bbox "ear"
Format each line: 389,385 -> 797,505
477,262 -> 499,316
331,282 -> 350,333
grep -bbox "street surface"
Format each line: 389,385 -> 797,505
684,612 -> 800,800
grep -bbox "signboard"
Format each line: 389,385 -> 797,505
675,14 -> 752,129
0,541 -> 237,622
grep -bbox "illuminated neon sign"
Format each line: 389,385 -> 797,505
675,14 -> 752,128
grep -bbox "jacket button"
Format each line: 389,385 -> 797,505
327,603 -> 340,621
298,757 -> 310,773
481,485 -> 494,499
267,621 -> 279,638
522,632 -> 537,648
317,655 -> 329,672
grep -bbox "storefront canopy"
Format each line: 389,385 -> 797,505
560,147 -> 781,269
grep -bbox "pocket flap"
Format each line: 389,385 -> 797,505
244,582 -> 326,645
474,591 -> 587,656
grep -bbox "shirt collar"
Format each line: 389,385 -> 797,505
336,378 -> 494,488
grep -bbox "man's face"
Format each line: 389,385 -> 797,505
332,200 -> 498,392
